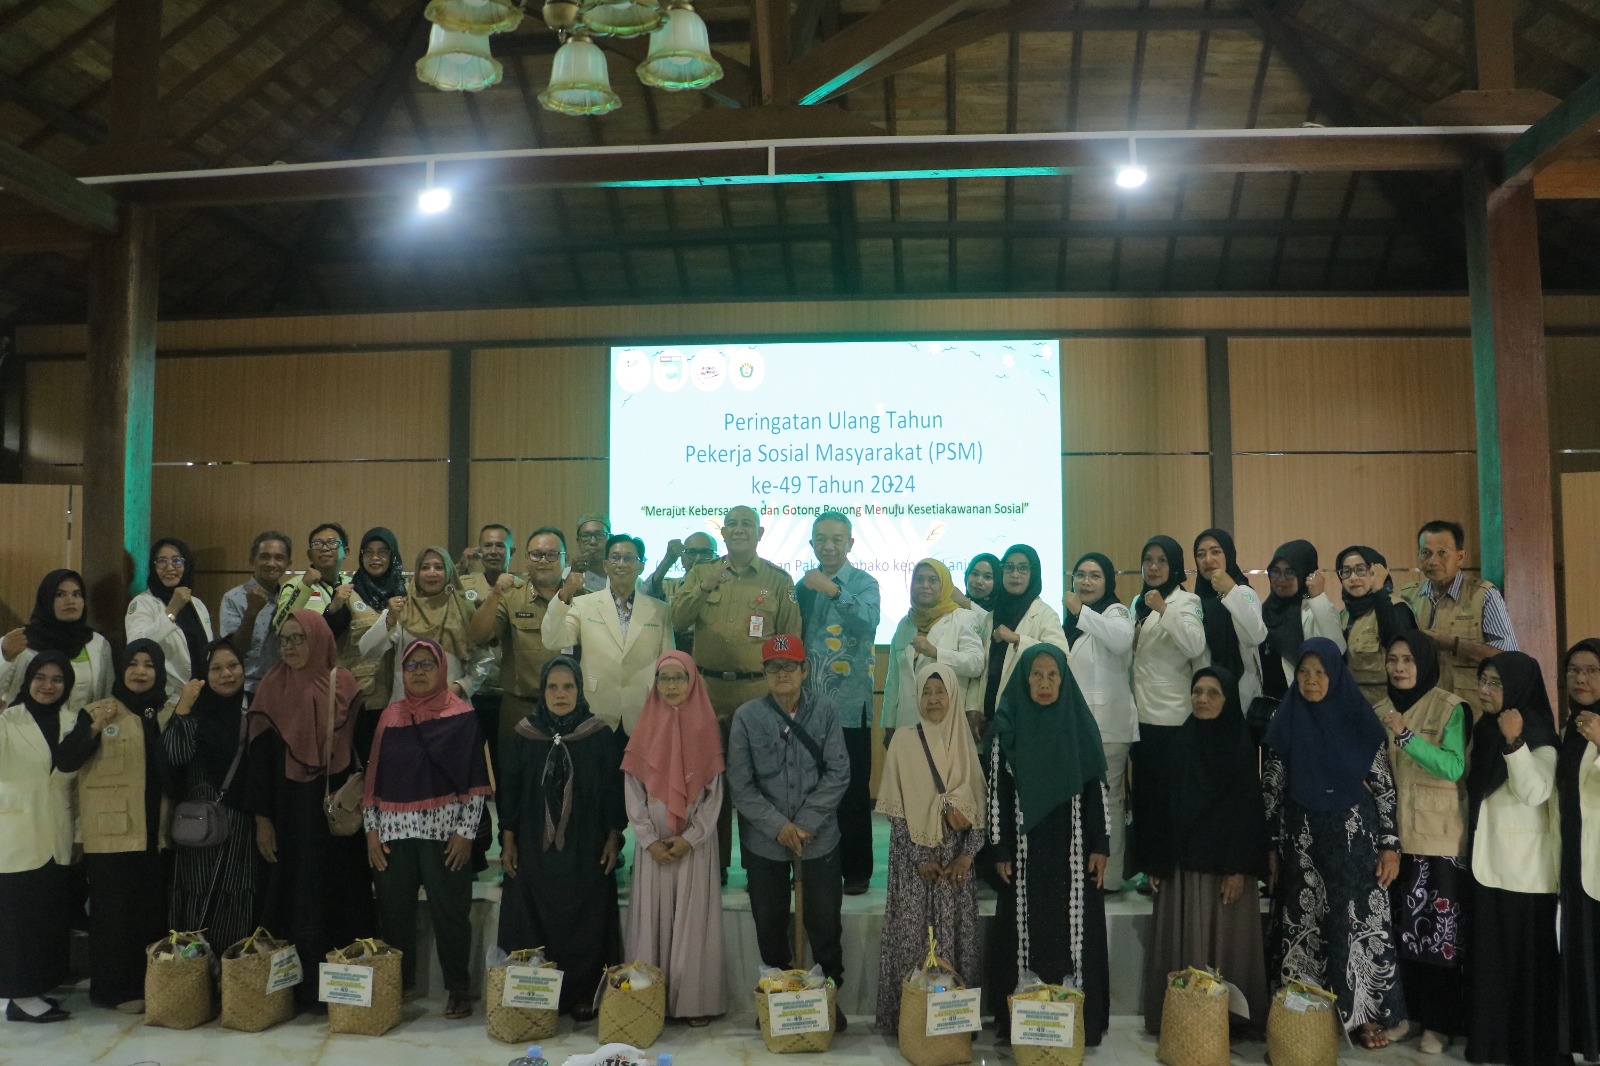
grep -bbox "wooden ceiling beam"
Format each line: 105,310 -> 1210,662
1279,12 -> 1439,103
751,0 -> 794,105
1463,0 -> 1516,92
0,141 -> 120,233
1500,69 -> 1600,191
787,0 -> 971,106
0,212 -> 95,254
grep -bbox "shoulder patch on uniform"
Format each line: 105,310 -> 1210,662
465,589 -> 479,601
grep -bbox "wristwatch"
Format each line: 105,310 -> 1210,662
1503,737 -> 1526,755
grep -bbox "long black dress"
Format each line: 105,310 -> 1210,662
497,714 -> 626,1015
1561,729 -> 1600,1064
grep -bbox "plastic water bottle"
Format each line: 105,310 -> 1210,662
655,1055 -> 673,1066
508,1046 -> 549,1066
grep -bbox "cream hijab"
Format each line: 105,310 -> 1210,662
876,661 -> 986,847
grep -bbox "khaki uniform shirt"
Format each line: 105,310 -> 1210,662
670,556 -> 801,720
459,572 -> 504,697
488,581 -> 581,699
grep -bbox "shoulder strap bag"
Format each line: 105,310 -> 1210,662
323,668 -> 366,837
171,713 -> 249,849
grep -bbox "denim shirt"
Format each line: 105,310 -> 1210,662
799,561 -> 881,729
220,578 -> 280,693
726,689 -> 850,863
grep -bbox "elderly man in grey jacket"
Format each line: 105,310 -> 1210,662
726,633 -> 851,1029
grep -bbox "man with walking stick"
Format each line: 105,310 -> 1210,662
726,634 -> 851,1030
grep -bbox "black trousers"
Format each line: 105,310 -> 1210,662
838,726 -> 873,885
373,838 -> 475,995
745,845 -> 845,990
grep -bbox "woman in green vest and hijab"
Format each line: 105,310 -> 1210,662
982,643 -> 1110,1045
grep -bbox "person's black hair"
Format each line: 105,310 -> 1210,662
527,525 -> 568,550
813,511 -> 852,534
479,523 -> 514,544
250,530 -> 292,559
604,533 -> 647,563
308,522 -> 349,550
1417,519 -> 1466,550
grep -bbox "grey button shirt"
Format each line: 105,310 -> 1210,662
726,689 -> 850,863
220,578 -> 280,692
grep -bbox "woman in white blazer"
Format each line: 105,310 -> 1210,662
125,537 -> 214,701
1192,529 -> 1267,707
1558,638 -> 1600,1065
1464,652 -> 1561,1066
1064,551 -> 1136,889
974,544 -> 1072,728
0,569 -> 114,713
882,559 -> 984,732
1261,540 -> 1346,696
542,535 -> 674,735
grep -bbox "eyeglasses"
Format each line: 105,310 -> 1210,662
527,550 -> 562,562
577,530 -> 608,542
682,548 -> 714,557
403,660 -> 439,673
279,634 -> 308,648
1567,666 -> 1600,680
1002,563 -> 1031,574
656,673 -> 691,685
1479,676 -> 1504,690
764,661 -> 802,674
1267,567 -> 1298,580
1336,564 -> 1372,579
1071,570 -> 1099,582
309,539 -> 342,551
606,554 -> 639,564
361,549 -> 391,560
154,557 -> 185,569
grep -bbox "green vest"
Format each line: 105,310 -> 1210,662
1375,687 -> 1468,858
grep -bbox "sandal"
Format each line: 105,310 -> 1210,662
1355,1023 -> 1390,1050
444,994 -> 472,1020
687,1015 -> 712,1027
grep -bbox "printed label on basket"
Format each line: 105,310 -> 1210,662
1282,992 -> 1314,1013
502,966 -> 564,1010
766,989 -> 831,1035
1011,998 -> 1077,1047
925,988 -> 982,1037
318,963 -> 374,1008
265,946 -> 303,995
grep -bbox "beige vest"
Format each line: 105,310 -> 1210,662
1343,609 -> 1387,707
78,698 -> 175,854
1402,577 -> 1491,714
1375,686 -> 1468,857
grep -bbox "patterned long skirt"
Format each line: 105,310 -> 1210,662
1390,854 -> 1468,1035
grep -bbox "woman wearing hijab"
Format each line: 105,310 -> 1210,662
622,651 -> 726,1025
1464,652 -> 1562,1066
1142,665 -> 1268,1032
0,653 -> 97,1023
0,569 -> 114,712
1264,637 -> 1405,1048
363,638 -> 492,1019
875,662 -> 986,1033
1192,529 -> 1267,706
165,640 -> 257,955
78,639 -> 179,1012
360,546 -> 492,702
1371,632 -> 1469,1053
1261,540 -> 1345,696
882,559 -> 985,736
976,544 -> 1071,727
983,644 -> 1110,1045
348,526 -> 405,708
498,655 -> 625,1019
957,553 -> 1000,616
1337,546 -> 1418,705
1558,638 -> 1600,1065
126,537 -> 214,700
1130,535 -> 1206,891
244,609 -> 373,1009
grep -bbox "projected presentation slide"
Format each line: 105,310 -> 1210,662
609,339 -> 1064,644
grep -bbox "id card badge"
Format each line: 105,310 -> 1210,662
749,614 -> 766,638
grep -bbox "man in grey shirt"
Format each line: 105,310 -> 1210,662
726,633 -> 851,1029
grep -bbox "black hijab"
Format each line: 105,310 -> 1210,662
1264,638 -> 1387,812
1261,540 -> 1318,689
24,569 -> 95,658
983,544 -> 1043,717
965,553 -> 1001,613
1168,665 -> 1267,878
1466,651 -> 1559,830
20,650 -> 76,764
189,640 -> 249,800
1557,638 -> 1600,891
146,537 -> 210,678
530,655 -> 602,850
113,638 -> 170,716
1337,545 -> 1411,648
1193,528 -> 1250,681
1135,535 -> 1187,622
351,527 -> 405,611
1064,552 -> 1121,650
1384,631 -> 1441,715
111,638 -> 175,830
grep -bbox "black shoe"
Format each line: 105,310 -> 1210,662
834,1007 -> 849,1032
842,880 -> 870,896
7,1001 -> 70,1023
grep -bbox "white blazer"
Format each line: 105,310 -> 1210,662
1202,584 -> 1268,708
1272,593 -> 1347,685
0,634 -> 115,714
1471,743 -> 1559,894
1067,601 -> 1138,745
1132,587 -> 1207,728
0,704 -> 80,872
542,590 -> 675,734
975,599 -> 1073,710
125,590 -> 214,700
882,607 -> 985,729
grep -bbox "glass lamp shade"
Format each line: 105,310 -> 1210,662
424,0 -> 523,34
416,26 -> 503,91
538,36 -> 621,115
636,5 -> 722,90
579,0 -> 664,38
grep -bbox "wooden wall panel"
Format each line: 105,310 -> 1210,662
469,460 -> 609,560
153,351 -> 449,462
1061,338 -> 1208,454
21,359 -> 85,473
1061,455 -> 1212,601
1229,338 -> 1476,453
0,485 -> 77,631
1550,336 -> 1600,454
1563,472 -> 1600,647
470,347 -> 608,459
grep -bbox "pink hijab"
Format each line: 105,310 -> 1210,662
250,609 -> 360,783
621,651 -> 725,834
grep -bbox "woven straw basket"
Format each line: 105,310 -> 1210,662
485,949 -> 560,1044
1009,987 -> 1087,1066
325,940 -> 403,1037
897,958 -> 972,1066
755,973 -> 837,1054
1156,970 -> 1231,1066
144,932 -> 215,1030
220,928 -> 295,1032
1266,982 -> 1341,1066
598,962 -> 667,1049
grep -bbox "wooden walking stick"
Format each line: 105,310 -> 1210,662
791,852 -> 806,967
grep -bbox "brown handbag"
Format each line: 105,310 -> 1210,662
322,667 -> 365,836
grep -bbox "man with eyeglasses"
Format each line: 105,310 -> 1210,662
647,532 -> 718,653
575,512 -> 611,593
1399,519 -> 1518,714
725,634 -> 850,1030
271,522 -> 357,642
1336,546 -> 1419,706
468,526 -> 588,773
219,530 -> 291,695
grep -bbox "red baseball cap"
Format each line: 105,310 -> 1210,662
761,634 -> 806,663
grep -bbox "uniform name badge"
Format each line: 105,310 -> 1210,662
749,614 -> 765,638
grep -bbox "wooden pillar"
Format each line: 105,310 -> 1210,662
1205,335 -> 1234,531
447,346 -> 472,559
83,206 -> 159,635
1464,163 -> 1557,677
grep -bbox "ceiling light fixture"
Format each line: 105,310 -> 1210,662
418,160 -> 452,213
1114,138 -> 1148,189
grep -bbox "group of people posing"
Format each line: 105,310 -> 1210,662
0,511 -> 1596,1066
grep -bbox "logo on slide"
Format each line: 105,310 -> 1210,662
728,347 -> 764,392
652,349 -> 687,392
614,349 -> 651,393
689,348 -> 726,392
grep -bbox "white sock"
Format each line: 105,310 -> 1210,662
10,996 -> 52,1017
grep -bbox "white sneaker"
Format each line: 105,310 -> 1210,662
1420,1030 -> 1449,1054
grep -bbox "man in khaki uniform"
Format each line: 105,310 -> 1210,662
670,504 -> 801,874
459,523 -> 514,762
1400,519 -> 1518,715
